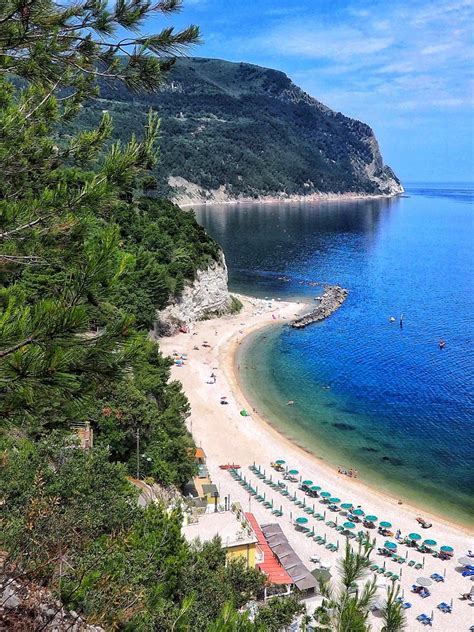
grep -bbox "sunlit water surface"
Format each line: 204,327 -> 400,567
194,184 -> 474,526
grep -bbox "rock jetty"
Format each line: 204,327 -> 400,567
291,285 -> 348,328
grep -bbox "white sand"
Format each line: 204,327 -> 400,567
159,295 -> 473,631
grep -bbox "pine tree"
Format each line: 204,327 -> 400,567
0,1 -> 199,422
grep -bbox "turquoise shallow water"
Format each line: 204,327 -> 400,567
194,184 -> 474,527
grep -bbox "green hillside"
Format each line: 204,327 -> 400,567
72,57 -> 402,202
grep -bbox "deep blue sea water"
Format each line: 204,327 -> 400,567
194,184 -> 474,526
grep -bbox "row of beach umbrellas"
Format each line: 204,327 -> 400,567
277,460 -> 455,553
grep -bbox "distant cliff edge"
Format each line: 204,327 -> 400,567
78,57 -> 403,203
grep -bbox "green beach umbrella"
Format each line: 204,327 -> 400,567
352,509 -> 364,516
408,533 -> 421,541
380,521 -> 392,528
365,515 -> 378,522
384,541 -> 397,550
275,459 -> 285,465
289,469 -> 299,475
344,521 -> 356,529
311,485 -> 321,491
321,491 -> 331,498
329,497 -> 341,504
340,503 -> 353,510
440,546 -> 454,552
302,480 -> 313,486
423,539 -> 437,547
295,517 -> 308,524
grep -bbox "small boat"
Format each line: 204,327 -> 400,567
389,316 -> 396,322
439,340 -> 446,349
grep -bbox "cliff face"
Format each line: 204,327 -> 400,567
85,57 -> 403,203
153,253 -> 232,335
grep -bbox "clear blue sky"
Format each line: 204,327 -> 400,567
154,0 -> 474,183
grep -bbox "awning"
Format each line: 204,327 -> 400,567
294,573 -> 318,591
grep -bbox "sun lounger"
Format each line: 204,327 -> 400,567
417,614 -> 432,626
325,521 -> 336,528
391,574 -> 399,581
430,573 -> 444,582
415,563 -> 423,570
408,560 -> 415,567
437,602 -> 451,613
384,571 -> 393,577
370,564 -> 379,571
402,602 -> 411,609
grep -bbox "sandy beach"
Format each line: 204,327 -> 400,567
159,295 -> 473,631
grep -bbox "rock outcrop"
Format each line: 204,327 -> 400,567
0,577 -> 104,631
153,253 -> 233,335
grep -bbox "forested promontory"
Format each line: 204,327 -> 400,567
72,57 -> 403,204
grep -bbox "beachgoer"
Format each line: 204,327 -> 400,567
354,470 -> 358,478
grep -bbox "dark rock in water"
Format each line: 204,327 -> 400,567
333,422 -> 356,431
381,455 -> 404,466
291,285 -> 348,328
359,446 -> 379,453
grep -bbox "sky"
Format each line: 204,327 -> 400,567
153,0 -> 474,183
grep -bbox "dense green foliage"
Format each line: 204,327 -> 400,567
71,57 -> 401,199
1,437 -> 267,629
0,2 -> 303,629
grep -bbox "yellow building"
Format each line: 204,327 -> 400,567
182,504 -> 262,569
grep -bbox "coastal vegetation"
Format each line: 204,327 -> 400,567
0,1 -> 301,629
69,57 -> 403,202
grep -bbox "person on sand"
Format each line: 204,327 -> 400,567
396,528 -> 401,540
353,470 -> 358,478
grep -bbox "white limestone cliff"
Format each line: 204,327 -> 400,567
153,253 -> 233,335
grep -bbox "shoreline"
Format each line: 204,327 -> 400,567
178,190 -> 404,208
224,299 -> 472,536
159,293 -> 472,631
160,294 -> 472,536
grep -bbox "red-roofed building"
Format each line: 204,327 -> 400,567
245,512 -> 293,599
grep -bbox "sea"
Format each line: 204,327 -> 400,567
194,183 -> 474,527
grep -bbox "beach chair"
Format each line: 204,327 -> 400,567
402,602 -> 411,609
391,574 -> 399,582
314,536 -> 322,543
325,521 -> 336,528
370,564 -> 379,571
420,590 -> 431,599
437,602 -> 451,613
415,563 -> 423,570
263,501 -> 272,508
384,571 -> 393,578
408,560 -> 415,567
304,507 -> 313,515
430,573 -> 444,582
418,614 -> 432,626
